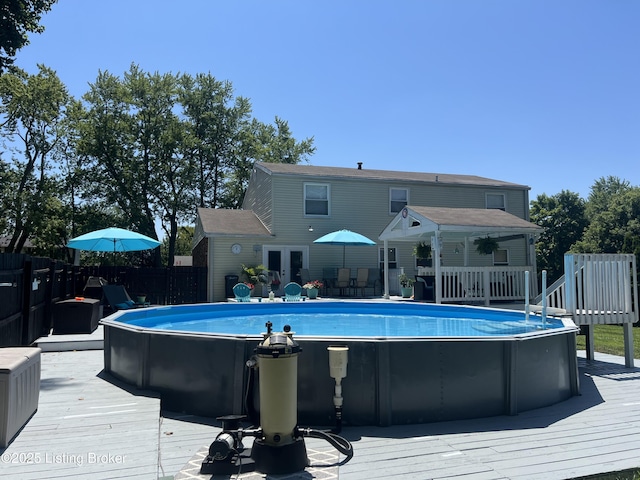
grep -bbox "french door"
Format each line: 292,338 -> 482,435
264,245 -> 309,288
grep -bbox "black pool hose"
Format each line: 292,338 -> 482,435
243,356 -> 259,426
299,427 -> 354,462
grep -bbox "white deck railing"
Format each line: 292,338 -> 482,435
417,266 -> 537,305
564,253 -> 638,325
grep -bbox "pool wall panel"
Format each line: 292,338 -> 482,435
101,303 -> 580,427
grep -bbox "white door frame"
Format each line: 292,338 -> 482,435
263,245 -> 309,286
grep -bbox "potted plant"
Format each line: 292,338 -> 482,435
302,280 -> 323,299
413,241 -> 432,267
474,236 -> 500,255
398,273 -> 415,298
241,264 -> 268,295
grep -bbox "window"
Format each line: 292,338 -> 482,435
390,188 -> 408,214
493,249 -> 509,266
304,183 -> 330,216
379,247 -> 397,269
486,193 -> 506,211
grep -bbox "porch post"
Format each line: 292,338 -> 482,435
433,233 -> 442,304
383,239 -> 390,299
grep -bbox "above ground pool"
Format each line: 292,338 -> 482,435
101,301 -> 580,426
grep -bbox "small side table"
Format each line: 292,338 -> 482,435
52,298 -> 102,334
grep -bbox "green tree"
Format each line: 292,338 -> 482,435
160,226 -> 194,266
221,117 -> 315,208
530,190 -> 588,283
77,66 -> 162,264
0,0 -> 57,73
178,72 -> 252,208
0,65 -> 69,253
575,184 -> 640,255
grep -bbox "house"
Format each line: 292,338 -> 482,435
193,162 -> 540,302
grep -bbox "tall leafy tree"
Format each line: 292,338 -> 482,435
221,117 -> 316,208
178,72 -> 251,208
0,0 -> 57,73
77,66 -> 163,263
530,190 -> 588,283
0,65 -> 69,252
575,182 -> 640,255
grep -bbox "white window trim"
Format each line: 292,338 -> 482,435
389,187 -> 409,215
493,248 -> 510,266
486,192 -> 506,211
304,183 -> 331,217
379,247 -> 397,269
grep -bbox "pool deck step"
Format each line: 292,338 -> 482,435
35,325 -> 104,352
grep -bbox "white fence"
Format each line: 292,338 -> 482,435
417,266 -> 537,305
563,253 -> 638,326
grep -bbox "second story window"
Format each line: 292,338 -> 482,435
304,183 -> 330,216
486,193 -> 506,211
390,188 -> 408,214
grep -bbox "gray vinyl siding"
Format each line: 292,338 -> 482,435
207,165 -> 532,300
266,175 -> 529,281
242,166 -> 274,231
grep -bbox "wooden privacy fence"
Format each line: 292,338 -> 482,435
0,254 -> 208,347
75,265 -> 207,307
0,254 -> 73,347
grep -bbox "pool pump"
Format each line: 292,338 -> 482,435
201,322 -> 353,476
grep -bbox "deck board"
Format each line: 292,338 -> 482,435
1,335 -> 639,479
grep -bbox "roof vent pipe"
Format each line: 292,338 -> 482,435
357,162 -> 362,170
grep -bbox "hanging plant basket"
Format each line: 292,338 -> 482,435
474,236 -> 500,255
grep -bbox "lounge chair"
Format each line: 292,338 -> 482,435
102,285 -> 144,311
232,283 -> 252,302
283,282 -> 303,302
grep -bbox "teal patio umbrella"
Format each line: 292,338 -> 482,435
67,227 -> 161,253
313,229 -> 376,267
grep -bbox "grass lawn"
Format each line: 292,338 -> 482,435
575,324 -> 640,359
572,469 -> 640,480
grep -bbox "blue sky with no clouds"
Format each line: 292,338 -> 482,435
16,0 -> 640,202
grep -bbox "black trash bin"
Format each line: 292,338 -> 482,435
225,275 -> 239,298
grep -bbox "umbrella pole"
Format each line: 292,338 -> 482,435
343,245 -> 346,267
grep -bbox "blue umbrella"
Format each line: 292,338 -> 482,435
313,229 -> 376,266
67,227 -> 161,253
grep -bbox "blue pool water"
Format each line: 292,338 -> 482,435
114,301 -> 564,338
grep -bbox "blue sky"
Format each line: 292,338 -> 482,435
16,0 -> 640,202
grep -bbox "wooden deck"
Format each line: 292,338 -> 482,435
1,328 -> 639,479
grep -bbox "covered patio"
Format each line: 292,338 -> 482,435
379,206 -> 544,305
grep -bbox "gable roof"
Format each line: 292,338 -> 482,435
256,162 -> 528,190
379,206 -> 543,241
197,208 -> 272,237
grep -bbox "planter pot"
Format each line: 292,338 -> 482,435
306,288 -> 318,299
401,287 -> 413,298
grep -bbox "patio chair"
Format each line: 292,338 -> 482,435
283,282 -> 303,302
337,268 -> 351,296
367,268 -> 383,296
299,268 -> 310,286
322,267 -> 338,296
232,283 -> 252,302
102,285 -> 140,311
354,268 -> 369,297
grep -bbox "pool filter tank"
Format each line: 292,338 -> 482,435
201,322 -> 353,476
250,323 -> 308,473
